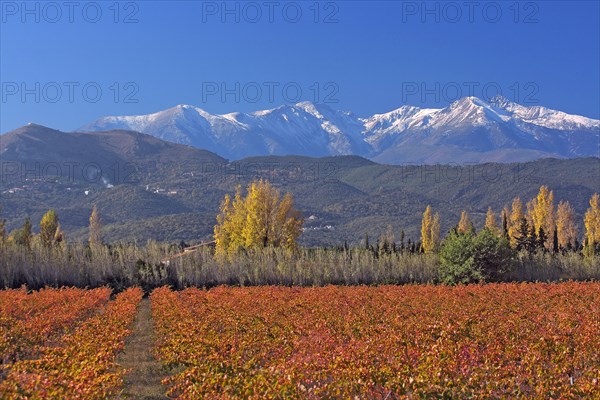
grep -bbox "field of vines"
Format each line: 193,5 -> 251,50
1,283 -> 598,399
152,283 -> 600,399
0,287 -> 142,399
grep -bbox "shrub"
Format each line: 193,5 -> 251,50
439,229 -> 514,284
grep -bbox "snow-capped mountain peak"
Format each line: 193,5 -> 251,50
78,97 -> 600,163
488,96 -> 600,131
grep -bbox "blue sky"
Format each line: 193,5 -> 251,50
1,1 -> 599,132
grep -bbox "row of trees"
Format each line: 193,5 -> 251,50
2,179 -> 302,255
1,181 -> 598,288
2,182 -> 598,267
425,187 -> 600,284
421,187 -> 600,256
2,211 -> 63,248
1,205 -> 103,248
361,229 -> 423,256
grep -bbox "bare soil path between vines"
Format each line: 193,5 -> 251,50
117,298 -> 168,399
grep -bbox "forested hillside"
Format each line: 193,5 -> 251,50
1,125 -> 598,245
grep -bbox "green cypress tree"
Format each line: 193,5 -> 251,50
400,230 -> 405,251
538,227 -> 547,252
502,211 -> 509,239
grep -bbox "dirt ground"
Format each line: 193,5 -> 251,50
117,299 -> 168,399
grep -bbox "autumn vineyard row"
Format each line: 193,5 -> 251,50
1,283 -> 599,399
0,287 -> 142,399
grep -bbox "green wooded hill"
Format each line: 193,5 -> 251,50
1,124 -> 599,246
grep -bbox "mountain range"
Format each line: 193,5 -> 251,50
79,96 -> 600,163
1,124 -> 599,245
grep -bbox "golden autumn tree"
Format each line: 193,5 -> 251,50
39,210 -> 60,247
421,205 -> 440,253
215,186 -> 243,255
457,210 -> 473,234
230,186 -> 249,250
508,197 -> 525,247
529,186 -> 555,250
214,180 -> 303,256
214,192 -> 233,253
242,180 -> 280,248
556,201 -> 578,250
89,205 -> 102,246
526,199 -> 535,231
484,207 -> 499,234
273,192 -> 303,250
54,223 -> 64,245
421,206 -> 433,252
584,193 -> 600,254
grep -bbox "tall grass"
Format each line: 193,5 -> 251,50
509,251 -> 600,282
0,241 -> 598,291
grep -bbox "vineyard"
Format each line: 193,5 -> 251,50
0,287 -> 111,370
1,283 -> 599,399
151,283 -> 600,399
0,287 -> 142,399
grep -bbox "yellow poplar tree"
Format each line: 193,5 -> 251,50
457,210 -> 473,234
242,180 -> 278,249
54,223 -> 64,245
421,206 -> 432,252
556,201 -> 578,250
526,199 -> 535,229
421,205 -> 440,253
508,197 -> 525,247
231,186 -> 249,250
39,210 -> 59,247
89,204 -> 102,246
584,193 -> 600,252
530,185 -> 555,249
485,207 -> 499,234
274,192 -> 303,250
214,193 -> 233,256
214,180 -> 303,256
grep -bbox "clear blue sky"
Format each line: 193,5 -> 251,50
1,0 -> 599,133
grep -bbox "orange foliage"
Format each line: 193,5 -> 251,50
0,287 -> 142,399
151,284 -> 600,399
0,287 -> 111,370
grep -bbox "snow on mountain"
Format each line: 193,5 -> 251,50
362,96 -> 599,163
78,97 -> 600,163
489,96 -> 600,131
362,105 -> 438,150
